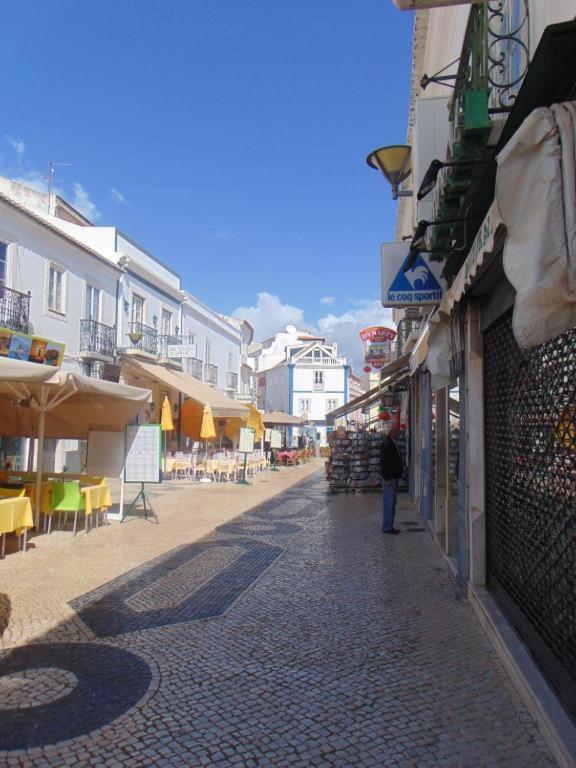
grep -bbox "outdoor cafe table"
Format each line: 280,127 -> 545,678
0,496 -> 34,555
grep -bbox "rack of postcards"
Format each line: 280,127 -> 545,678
326,431 -> 383,492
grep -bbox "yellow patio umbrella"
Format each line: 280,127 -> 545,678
160,396 -> 174,475
161,395 -> 174,431
181,400 -> 216,482
224,404 -> 264,443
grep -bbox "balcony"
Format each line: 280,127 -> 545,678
204,363 -> 218,387
313,382 -> 325,392
226,371 -> 238,390
80,319 -> 115,359
127,322 -> 157,356
428,0 -> 530,282
0,286 -> 30,333
186,357 -> 203,380
82,360 -> 121,382
295,357 -> 346,367
158,334 -> 182,362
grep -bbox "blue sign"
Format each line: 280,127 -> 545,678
381,242 -> 446,307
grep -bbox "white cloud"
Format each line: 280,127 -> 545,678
318,300 -> 395,374
320,296 -> 335,306
72,182 -> 101,221
6,136 -> 25,160
110,187 -> 127,205
232,292 -> 306,340
233,292 -> 394,375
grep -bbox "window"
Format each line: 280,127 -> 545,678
0,242 -> 6,286
85,284 -> 101,321
299,398 -> 311,414
161,309 -> 172,335
326,399 -> 338,412
314,370 -> 323,384
314,349 -> 321,359
131,294 -> 144,324
48,263 -> 65,313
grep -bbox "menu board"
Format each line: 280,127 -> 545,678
270,429 -> 283,449
124,424 -> 162,483
238,427 -> 255,454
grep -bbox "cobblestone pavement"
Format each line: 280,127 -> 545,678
0,470 -> 557,767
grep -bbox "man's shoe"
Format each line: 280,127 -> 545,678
382,528 -> 400,535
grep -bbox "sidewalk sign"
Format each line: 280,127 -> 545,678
123,424 -> 161,522
237,427 -> 255,485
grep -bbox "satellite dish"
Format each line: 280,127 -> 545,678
285,324 -> 298,334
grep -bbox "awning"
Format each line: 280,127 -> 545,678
327,354 -> 410,421
122,358 -> 249,419
262,411 -> 304,427
410,323 -> 430,374
497,101 -> 576,348
0,359 -> 151,439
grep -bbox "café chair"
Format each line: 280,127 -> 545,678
50,481 -> 86,536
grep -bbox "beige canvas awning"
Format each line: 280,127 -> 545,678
122,358 -> 249,418
262,411 -> 304,427
0,360 -> 150,439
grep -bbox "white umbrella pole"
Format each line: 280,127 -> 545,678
34,395 -> 47,530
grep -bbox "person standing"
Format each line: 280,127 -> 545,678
380,425 -> 404,534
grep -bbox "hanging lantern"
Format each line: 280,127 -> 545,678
381,412 -> 391,421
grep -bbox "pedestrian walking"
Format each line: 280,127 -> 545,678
380,425 -> 404,534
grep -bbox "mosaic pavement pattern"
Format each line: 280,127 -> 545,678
0,471 -> 557,766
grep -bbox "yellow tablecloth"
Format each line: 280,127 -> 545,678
0,496 -> 34,537
81,484 -> 112,516
23,482 -> 52,515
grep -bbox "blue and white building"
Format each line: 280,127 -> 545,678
251,325 -> 350,446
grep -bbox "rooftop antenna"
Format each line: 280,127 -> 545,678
45,160 -> 71,213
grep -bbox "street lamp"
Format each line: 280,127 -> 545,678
402,215 -> 477,273
127,330 -> 143,344
366,145 -> 412,200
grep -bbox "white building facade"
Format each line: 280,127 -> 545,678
252,326 -> 350,446
0,177 -> 248,467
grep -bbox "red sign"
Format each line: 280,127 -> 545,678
358,326 -> 396,342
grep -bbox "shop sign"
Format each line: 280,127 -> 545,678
359,327 -> 396,370
234,393 -> 254,404
381,242 -> 447,307
0,326 -> 65,367
167,344 -> 196,358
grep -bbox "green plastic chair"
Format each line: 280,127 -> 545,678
50,481 -> 85,535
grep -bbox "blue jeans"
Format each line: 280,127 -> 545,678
382,479 -> 398,532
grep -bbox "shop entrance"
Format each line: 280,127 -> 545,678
484,309 -> 576,719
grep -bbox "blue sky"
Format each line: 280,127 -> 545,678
1,1 -> 413,366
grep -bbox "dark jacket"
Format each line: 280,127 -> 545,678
380,436 -> 403,480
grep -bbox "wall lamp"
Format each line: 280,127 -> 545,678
402,216 -> 475,273
418,158 -> 495,200
366,145 -> 412,200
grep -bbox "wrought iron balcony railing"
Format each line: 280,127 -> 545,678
226,371 -> 238,390
187,357 -> 203,380
158,334 -> 181,360
80,319 -> 116,358
127,321 -> 157,355
83,360 -> 121,382
0,286 -> 30,333
204,363 -> 218,386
